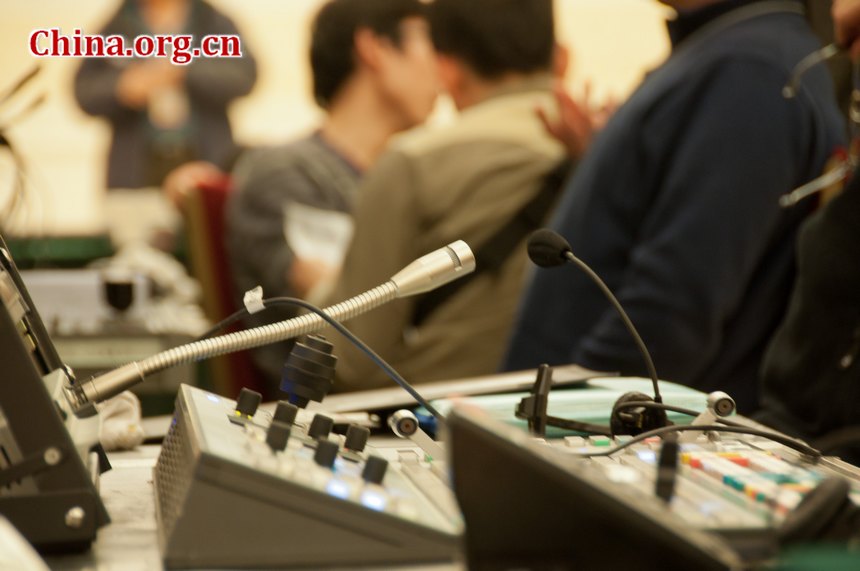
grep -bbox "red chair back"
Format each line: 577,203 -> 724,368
184,177 -> 267,398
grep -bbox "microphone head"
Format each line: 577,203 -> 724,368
527,229 -> 572,268
390,240 -> 476,298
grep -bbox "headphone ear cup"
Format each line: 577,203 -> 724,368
609,391 -> 668,436
779,477 -> 855,545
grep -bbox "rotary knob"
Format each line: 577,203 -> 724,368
314,439 -> 339,469
308,414 -> 334,440
235,388 -> 262,417
362,456 -> 389,485
344,425 -> 370,453
273,401 -> 299,425
266,421 -> 291,452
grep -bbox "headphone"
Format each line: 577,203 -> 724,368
516,364 -> 680,438
780,476 -> 860,546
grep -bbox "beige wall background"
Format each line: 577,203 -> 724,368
0,0 -> 670,236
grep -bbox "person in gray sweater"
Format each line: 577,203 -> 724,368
226,0 -> 439,395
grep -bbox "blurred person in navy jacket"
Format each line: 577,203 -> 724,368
504,0 -> 845,413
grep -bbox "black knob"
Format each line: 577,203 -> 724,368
314,439 -> 339,469
362,456 -> 389,485
344,425 -> 370,453
266,421 -> 291,452
280,335 -> 338,408
274,401 -> 299,425
308,414 -> 334,440
235,388 -> 262,417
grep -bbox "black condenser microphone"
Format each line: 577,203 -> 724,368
526,229 -> 667,435
527,229 -> 572,268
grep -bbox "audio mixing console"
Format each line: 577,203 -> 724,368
447,403 -> 860,570
151,383 -> 860,569
153,385 -> 461,569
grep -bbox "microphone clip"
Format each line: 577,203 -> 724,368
515,365 -> 614,437
515,364 -> 554,437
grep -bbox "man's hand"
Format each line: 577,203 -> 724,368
834,0 -> 860,59
536,81 -> 616,160
115,61 -> 187,109
162,161 -> 226,207
288,256 -> 338,299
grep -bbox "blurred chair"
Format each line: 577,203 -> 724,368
182,177 -> 267,398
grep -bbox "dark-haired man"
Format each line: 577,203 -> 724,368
326,0 -> 565,392
226,0 -> 438,393
504,0 -> 845,413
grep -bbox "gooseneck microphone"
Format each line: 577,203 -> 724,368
64,241 -> 476,414
527,229 -> 662,404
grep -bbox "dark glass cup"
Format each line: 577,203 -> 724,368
102,271 -> 135,314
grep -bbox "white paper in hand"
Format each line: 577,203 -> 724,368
283,201 -> 354,267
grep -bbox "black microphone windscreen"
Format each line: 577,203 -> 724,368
527,229 -> 572,268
